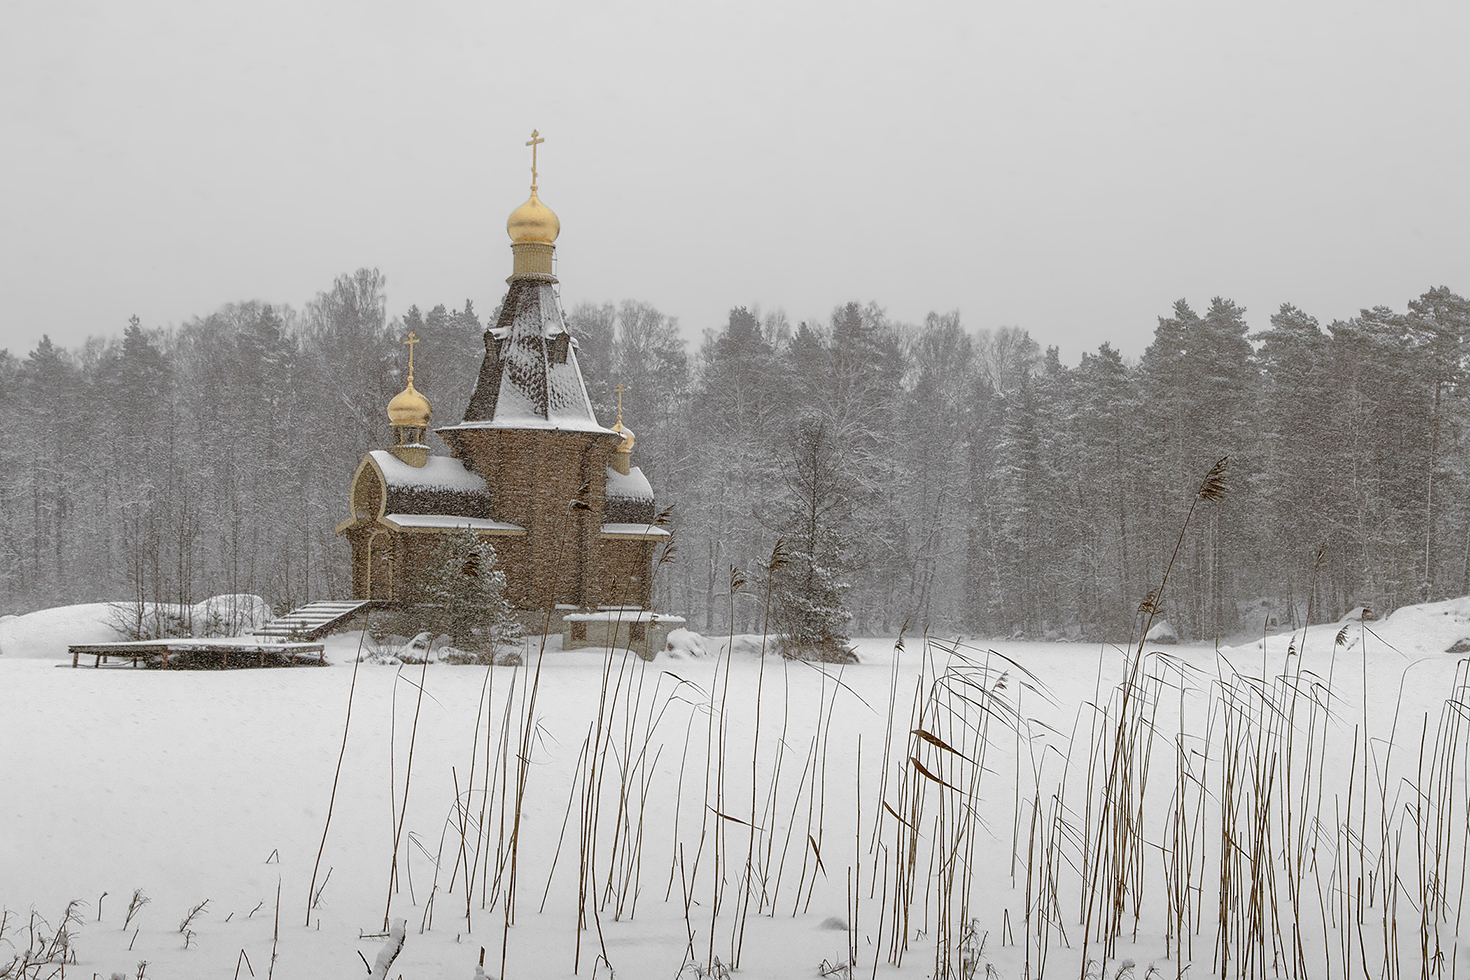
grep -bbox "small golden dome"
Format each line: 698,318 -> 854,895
387,377 -> 432,427
507,188 -> 560,244
612,421 -> 635,453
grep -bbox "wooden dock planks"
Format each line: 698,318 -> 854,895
69,640 -> 326,669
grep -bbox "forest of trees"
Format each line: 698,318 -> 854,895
3,270 -> 1467,642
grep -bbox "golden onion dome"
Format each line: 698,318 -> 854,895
611,421 -> 635,453
387,377 -> 432,427
507,187 -> 560,244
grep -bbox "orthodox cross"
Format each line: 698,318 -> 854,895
404,331 -> 419,381
614,382 -> 627,425
526,129 -> 545,187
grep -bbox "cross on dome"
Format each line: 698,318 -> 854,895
611,381 -> 635,456
507,129 -> 560,250
387,331 -> 432,438
526,130 -> 544,189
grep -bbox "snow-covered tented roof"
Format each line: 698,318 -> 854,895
367,450 -> 495,520
447,278 -> 616,435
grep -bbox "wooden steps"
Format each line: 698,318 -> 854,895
252,600 -> 375,640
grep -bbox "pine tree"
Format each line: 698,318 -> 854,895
1326,306 -> 1434,611
1406,287 -> 1470,595
1068,342 -> 1143,638
766,418 -> 854,660
1138,298 -> 1257,638
1253,303 -> 1336,622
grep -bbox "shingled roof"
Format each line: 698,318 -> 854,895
448,278 -> 615,434
604,464 -> 655,524
367,450 -> 496,520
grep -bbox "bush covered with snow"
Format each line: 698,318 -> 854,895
1144,619 -> 1178,644
663,627 -> 707,659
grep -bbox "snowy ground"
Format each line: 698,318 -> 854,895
4,603 -> 1470,979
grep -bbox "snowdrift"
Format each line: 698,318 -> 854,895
1226,593 -> 1470,660
0,595 -> 273,660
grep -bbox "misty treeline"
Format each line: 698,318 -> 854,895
3,268 -> 1467,641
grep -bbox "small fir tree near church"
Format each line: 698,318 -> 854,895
397,529 -> 522,657
766,418 -> 856,661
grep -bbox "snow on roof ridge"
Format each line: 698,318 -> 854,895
382,513 -> 524,532
368,450 -> 489,492
439,417 -> 618,435
605,465 -> 654,500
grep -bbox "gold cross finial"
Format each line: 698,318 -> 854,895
614,382 -> 627,425
404,331 -> 419,381
526,129 -> 545,189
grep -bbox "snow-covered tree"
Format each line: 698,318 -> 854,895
765,418 -> 854,660
399,529 -> 521,652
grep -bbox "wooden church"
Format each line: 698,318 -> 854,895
335,133 -> 671,635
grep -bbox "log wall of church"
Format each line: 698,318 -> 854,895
448,428 -> 625,610
593,539 -> 654,608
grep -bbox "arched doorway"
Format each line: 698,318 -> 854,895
367,530 -> 394,599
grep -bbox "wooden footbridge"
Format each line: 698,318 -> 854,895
68,600 -> 376,669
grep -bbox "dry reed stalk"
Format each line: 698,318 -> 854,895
1081,457 -> 1228,979
885,655 -> 932,967
502,498 -> 589,980
306,611 -> 369,926
468,654 -> 501,913
596,638 -> 642,913
731,542 -> 784,967
617,674 -> 686,919
768,732 -> 817,918
665,682 -> 707,902
501,627 -> 550,976
694,566 -> 745,971
382,646 -> 433,931
540,729 -> 592,913
584,610 -> 628,914
450,648 -> 501,930
755,656 -> 794,915
684,568 -> 737,924
804,659 -> 853,918
573,624 -> 625,971
866,633 -> 906,896
267,878 -> 279,980
478,666 -> 520,913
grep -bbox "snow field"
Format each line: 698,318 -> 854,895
3,607 -> 1470,978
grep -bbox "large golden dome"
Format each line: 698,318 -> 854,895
507,187 -> 560,244
387,377 -> 432,427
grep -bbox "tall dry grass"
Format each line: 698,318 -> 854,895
340,457 -> 1470,980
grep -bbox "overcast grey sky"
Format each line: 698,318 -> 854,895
3,0 -> 1466,363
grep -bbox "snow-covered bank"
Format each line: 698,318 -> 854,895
3,604 -> 1470,978
1229,593 -> 1470,662
0,596 -> 273,660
